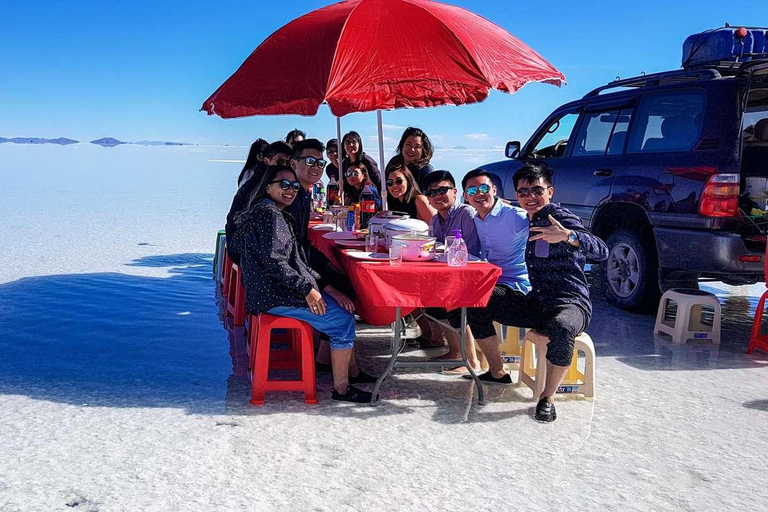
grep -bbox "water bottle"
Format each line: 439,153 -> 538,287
359,183 -> 376,229
312,181 -> 323,210
346,206 -> 355,232
447,229 -> 468,267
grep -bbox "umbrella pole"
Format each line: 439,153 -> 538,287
337,116 -> 343,205
377,110 -> 387,210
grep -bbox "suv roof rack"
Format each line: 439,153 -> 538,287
584,68 -> 723,98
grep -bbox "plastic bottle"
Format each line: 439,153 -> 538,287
327,176 -> 339,205
346,206 -> 355,232
354,203 -> 361,231
360,183 -> 376,229
447,229 -> 468,267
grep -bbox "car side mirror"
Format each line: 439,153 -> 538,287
505,141 -> 521,159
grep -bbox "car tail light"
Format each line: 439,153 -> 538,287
700,174 -> 739,218
739,255 -> 762,263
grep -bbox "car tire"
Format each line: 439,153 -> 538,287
601,229 -> 660,311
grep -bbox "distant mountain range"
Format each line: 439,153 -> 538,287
0,136 -> 188,147
0,137 -> 79,145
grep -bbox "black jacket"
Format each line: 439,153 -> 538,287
225,170 -> 263,265
525,203 -> 609,316
231,198 -> 323,314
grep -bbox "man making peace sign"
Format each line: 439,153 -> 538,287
465,163 -> 608,422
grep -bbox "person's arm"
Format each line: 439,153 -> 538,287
415,195 -> 437,223
529,209 -> 609,262
556,213 -> 609,261
248,209 -> 316,298
460,210 -> 482,257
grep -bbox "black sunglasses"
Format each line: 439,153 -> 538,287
426,186 -> 452,198
297,156 -> 326,168
516,186 -> 551,197
465,183 -> 492,197
269,179 -> 300,192
274,157 -> 289,166
386,177 -> 405,187
345,170 -> 362,178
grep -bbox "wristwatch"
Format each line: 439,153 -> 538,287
567,230 -> 578,244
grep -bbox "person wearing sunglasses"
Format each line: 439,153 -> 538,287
343,162 -> 381,208
341,130 -> 382,192
466,163 -> 609,422
287,140 -> 368,378
421,170 -> 485,371
384,156 -> 435,223
225,140 -> 292,265
231,165 -> 375,403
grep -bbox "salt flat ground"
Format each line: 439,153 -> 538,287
1,145 -> 767,511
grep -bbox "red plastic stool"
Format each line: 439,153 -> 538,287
225,263 -> 246,326
249,314 -> 318,405
221,249 -> 233,295
747,243 -> 768,355
748,289 -> 768,355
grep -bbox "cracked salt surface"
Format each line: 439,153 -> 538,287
1,145 -> 767,511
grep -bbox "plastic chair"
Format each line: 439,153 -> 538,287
747,245 -> 768,355
494,322 -> 525,364
221,249 -> 233,295
225,263 -> 246,326
518,330 -> 595,400
248,314 -> 318,406
653,289 -> 721,344
213,229 -> 226,279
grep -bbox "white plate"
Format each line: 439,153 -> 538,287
434,253 -> 483,263
311,224 -> 337,231
334,239 -> 368,248
345,251 -> 390,261
322,231 -> 359,240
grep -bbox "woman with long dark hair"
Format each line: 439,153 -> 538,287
341,131 -> 381,191
232,165 -> 375,403
395,127 -> 435,190
343,161 -> 381,208
384,156 -> 435,222
237,138 -> 269,188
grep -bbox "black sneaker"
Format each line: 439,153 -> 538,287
534,398 -> 557,422
461,371 -> 513,385
349,371 -> 378,384
332,385 -> 375,403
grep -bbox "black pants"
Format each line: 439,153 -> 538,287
466,285 -> 589,367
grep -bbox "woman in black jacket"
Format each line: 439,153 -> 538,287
232,165 -> 375,403
395,127 -> 435,191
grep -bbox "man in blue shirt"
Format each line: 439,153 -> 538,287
467,163 -> 608,423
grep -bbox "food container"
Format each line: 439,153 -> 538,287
391,233 -> 436,261
368,211 -> 409,238
383,218 -> 429,248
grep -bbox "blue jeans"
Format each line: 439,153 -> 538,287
268,293 -> 356,350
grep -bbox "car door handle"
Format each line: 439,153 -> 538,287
593,169 -> 613,176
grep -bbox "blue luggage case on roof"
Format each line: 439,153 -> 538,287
682,27 -> 768,68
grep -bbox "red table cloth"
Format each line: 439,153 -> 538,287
308,227 -> 501,325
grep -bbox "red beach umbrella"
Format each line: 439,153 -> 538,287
201,0 -> 564,118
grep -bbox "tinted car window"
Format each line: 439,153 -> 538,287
528,111 -> 579,158
572,108 -> 632,157
627,90 -> 706,154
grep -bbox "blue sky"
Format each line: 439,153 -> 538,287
1,0 -> 766,149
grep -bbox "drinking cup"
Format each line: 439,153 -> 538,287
323,211 -> 334,225
389,244 -> 405,267
444,235 -> 456,250
365,234 -> 378,253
